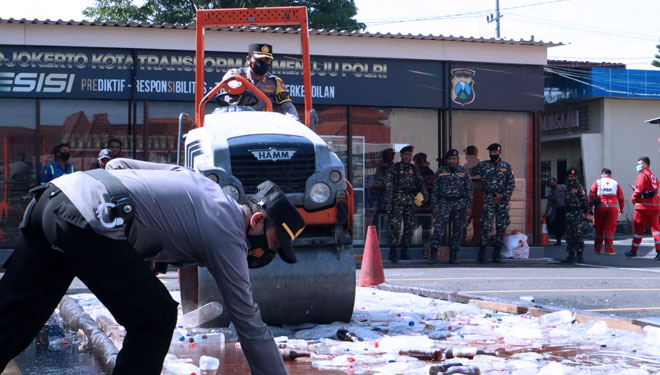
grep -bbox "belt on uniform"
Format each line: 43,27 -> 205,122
84,169 -> 135,229
439,196 -> 463,201
396,189 -> 417,194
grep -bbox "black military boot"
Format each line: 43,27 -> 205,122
492,246 -> 502,263
429,247 -> 438,264
389,246 -> 398,263
449,248 -> 458,264
576,251 -> 584,263
478,246 -> 486,263
399,247 -> 410,260
561,251 -> 576,264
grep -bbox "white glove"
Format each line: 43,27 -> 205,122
228,80 -> 243,89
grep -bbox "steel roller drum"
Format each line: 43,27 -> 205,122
196,244 -> 356,326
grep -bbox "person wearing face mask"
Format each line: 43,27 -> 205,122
428,149 -> 473,264
41,143 -> 75,184
626,156 -> 660,259
469,143 -> 515,263
588,168 -> 624,255
0,158 -> 304,375
562,168 -> 589,263
544,178 -> 567,246
221,43 -> 299,120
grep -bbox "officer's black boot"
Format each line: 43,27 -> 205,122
576,251 -> 584,263
561,251 -> 576,264
492,246 -> 502,263
449,248 -> 458,264
399,247 -> 410,260
478,246 -> 486,263
389,246 -> 398,263
429,247 -> 438,264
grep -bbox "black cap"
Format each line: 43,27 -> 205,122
567,168 -> 577,176
445,149 -> 459,159
248,43 -> 274,59
98,149 -> 113,160
486,143 -> 502,151
400,145 -> 414,153
254,181 -> 305,263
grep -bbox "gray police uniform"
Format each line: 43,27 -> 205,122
223,67 -> 299,119
52,159 -> 286,375
429,165 -> 473,256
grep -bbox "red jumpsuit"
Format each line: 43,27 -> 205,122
631,168 -> 660,254
589,176 -> 624,254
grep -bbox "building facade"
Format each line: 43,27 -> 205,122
542,63 -> 660,222
0,18 -> 551,249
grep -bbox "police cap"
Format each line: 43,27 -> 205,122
400,145 -> 414,154
445,149 -> 459,159
253,181 -> 305,264
486,143 -> 502,152
248,43 -> 274,59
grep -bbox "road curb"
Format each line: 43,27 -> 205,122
58,296 -> 118,373
376,283 -> 656,332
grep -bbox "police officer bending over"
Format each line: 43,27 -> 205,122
428,149 -> 473,264
222,43 -> 299,120
0,159 -> 305,375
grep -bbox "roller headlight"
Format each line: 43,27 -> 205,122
222,184 -> 240,201
206,173 -> 219,183
329,170 -> 342,183
310,182 -> 331,203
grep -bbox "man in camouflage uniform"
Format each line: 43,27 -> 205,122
428,149 -> 473,264
221,43 -> 299,119
563,168 -> 589,263
470,143 -> 515,263
386,145 -> 426,262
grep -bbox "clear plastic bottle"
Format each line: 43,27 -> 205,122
538,310 -> 575,327
193,332 -> 225,344
441,365 -> 481,374
180,302 -> 224,329
199,355 -> 219,375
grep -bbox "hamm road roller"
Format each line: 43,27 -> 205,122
177,7 -> 356,326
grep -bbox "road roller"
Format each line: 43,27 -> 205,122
177,6 -> 356,326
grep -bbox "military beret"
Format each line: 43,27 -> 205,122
248,43 -> 274,59
400,145 -> 414,153
445,149 -> 459,159
566,168 -> 578,176
486,143 -> 502,151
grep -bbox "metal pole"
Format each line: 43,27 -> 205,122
496,0 -> 501,38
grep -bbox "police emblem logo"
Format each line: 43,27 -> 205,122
451,68 -> 476,106
261,45 -> 270,53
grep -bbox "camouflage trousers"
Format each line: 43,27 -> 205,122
565,210 -> 585,253
480,194 -> 510,247
428,200 -> 467,251
389,194 -> 416,247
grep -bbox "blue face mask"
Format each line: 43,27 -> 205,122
637,165 -> 644,173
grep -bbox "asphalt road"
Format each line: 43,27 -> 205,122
374,237 -> 660,323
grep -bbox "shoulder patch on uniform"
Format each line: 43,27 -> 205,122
274,77 -> 292,104
500,168 -> 508,172
457,173 -> 465,177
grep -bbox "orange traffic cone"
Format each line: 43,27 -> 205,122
541,217 -> 550,246
358,225 -> 385,287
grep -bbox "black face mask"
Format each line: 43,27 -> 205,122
246,228 -> 277,269
489,154 -> 499,162
59,152 -> 71,162
251,60 -> 270,76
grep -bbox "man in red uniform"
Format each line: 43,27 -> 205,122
589,168 -> 624,255
625,157 -> 660,259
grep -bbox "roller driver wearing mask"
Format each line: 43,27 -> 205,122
221,43 -> 299,120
